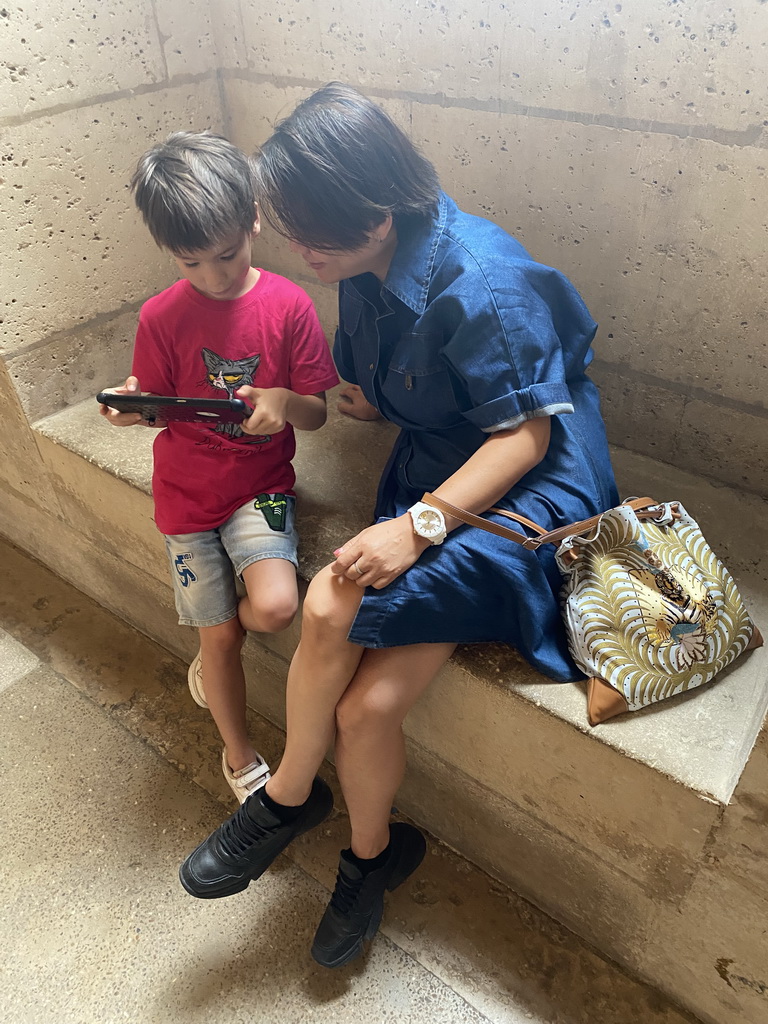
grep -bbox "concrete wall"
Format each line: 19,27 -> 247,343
2,4 -> 768,1024
0,0 -> 224,426
3,0 -> 766,489
0,0 -> 227,596
215,0 -> 768,498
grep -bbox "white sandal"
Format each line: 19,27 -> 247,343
187,650 -> 207,708
221,748 -> 272,804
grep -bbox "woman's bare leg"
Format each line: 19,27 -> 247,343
334,641 -> 456,857
265,565 -> 366,807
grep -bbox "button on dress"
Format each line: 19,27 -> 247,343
334,193 -> 618,682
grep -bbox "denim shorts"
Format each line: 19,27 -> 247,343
164,495 -> 298,628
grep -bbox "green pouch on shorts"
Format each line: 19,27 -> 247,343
254,493 -> 288,532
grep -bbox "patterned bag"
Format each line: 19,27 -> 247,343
424,493 -> 763,724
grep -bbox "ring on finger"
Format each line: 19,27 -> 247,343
352,560 -> 365,576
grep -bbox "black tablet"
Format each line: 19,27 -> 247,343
97,392 -> 249,424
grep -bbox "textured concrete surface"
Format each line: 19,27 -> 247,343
32,395 -> 768,805
7,309 -> 139,423
2,0 -> 767,508
7,409 -> 768,1022
6,0 -> 767,472
223,73 -> 768,495
216,0 -> 765,133
0,80 -> 222,355
0,550 -> 698,1024
2,3 -> 768,1020
0,628 -> 39,693
0,0 -> 217,122
0,361 -> 63,518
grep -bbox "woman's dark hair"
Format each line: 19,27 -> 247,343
131,131 -> 256,252
254,83 -> 440,252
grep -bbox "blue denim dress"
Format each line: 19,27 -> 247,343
334,193 -> 618,681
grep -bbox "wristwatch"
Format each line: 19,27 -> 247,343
408,501 -> 447,545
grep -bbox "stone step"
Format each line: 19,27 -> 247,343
0,545 -> 698,1024
19,391 -> 768,1024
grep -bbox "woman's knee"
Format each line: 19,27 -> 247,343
301,565 -> 362,641
335,685 -> 403,738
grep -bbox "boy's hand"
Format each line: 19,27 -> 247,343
98,376 -> 166,428
338,384 -> 382,421
237,386 -> 290,436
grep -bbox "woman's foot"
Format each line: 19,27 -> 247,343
179,776 -> 334,899
221,747 -> 271,804
310,822 -> 426,969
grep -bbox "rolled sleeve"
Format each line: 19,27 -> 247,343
462,381 -> 574,432
441,270 -> 585,433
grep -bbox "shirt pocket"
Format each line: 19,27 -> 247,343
340,290 -> 364,338
381,334 -> 459,428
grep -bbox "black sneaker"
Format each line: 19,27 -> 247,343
310,822 -> 426,968
179,776 -> 333,899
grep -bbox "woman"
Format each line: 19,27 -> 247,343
179,84 -> 618,968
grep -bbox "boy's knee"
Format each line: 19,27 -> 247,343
199,617 -> 244,652
243,593 -> 298,634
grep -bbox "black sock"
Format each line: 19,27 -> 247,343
252,787 -> 304,823
344,842 -> 391,875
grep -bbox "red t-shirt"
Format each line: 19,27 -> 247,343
132,271 -> 338,534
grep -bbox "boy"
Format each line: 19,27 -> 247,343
100,131 -> 338,803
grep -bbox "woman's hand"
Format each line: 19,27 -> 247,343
331,515 -> 431,589
337,383 -> 382,421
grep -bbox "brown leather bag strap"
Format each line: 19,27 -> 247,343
423,493 -> 543,548
423,493 -> 658,550
490,507 -> 549,536
533,497 -> 657,547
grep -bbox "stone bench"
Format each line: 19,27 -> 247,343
31,390 -> 768,1024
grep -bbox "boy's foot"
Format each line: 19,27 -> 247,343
221,748 -> 271,804
310,822 -> 427,969
187,651 -> 207,708
179,777 -> 334,899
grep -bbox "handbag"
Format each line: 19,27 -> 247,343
423,492 -> 763,724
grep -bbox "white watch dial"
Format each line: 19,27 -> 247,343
416,509 -> 444,538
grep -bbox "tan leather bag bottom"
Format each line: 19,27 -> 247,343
587,626 -> 764,725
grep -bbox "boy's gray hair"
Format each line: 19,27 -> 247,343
131,131 -> 256,252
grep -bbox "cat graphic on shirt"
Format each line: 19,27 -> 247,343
200,348 -> 270,442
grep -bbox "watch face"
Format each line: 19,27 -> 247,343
416,509 -> 444,537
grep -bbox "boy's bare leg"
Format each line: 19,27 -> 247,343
265,565 -> 366,807
239,557 -> 299,635
196,558 -> 298,775
198,616 -> 256,773
333,642 -> 455,858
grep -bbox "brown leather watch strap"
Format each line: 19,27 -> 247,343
422,493 -> 658,550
